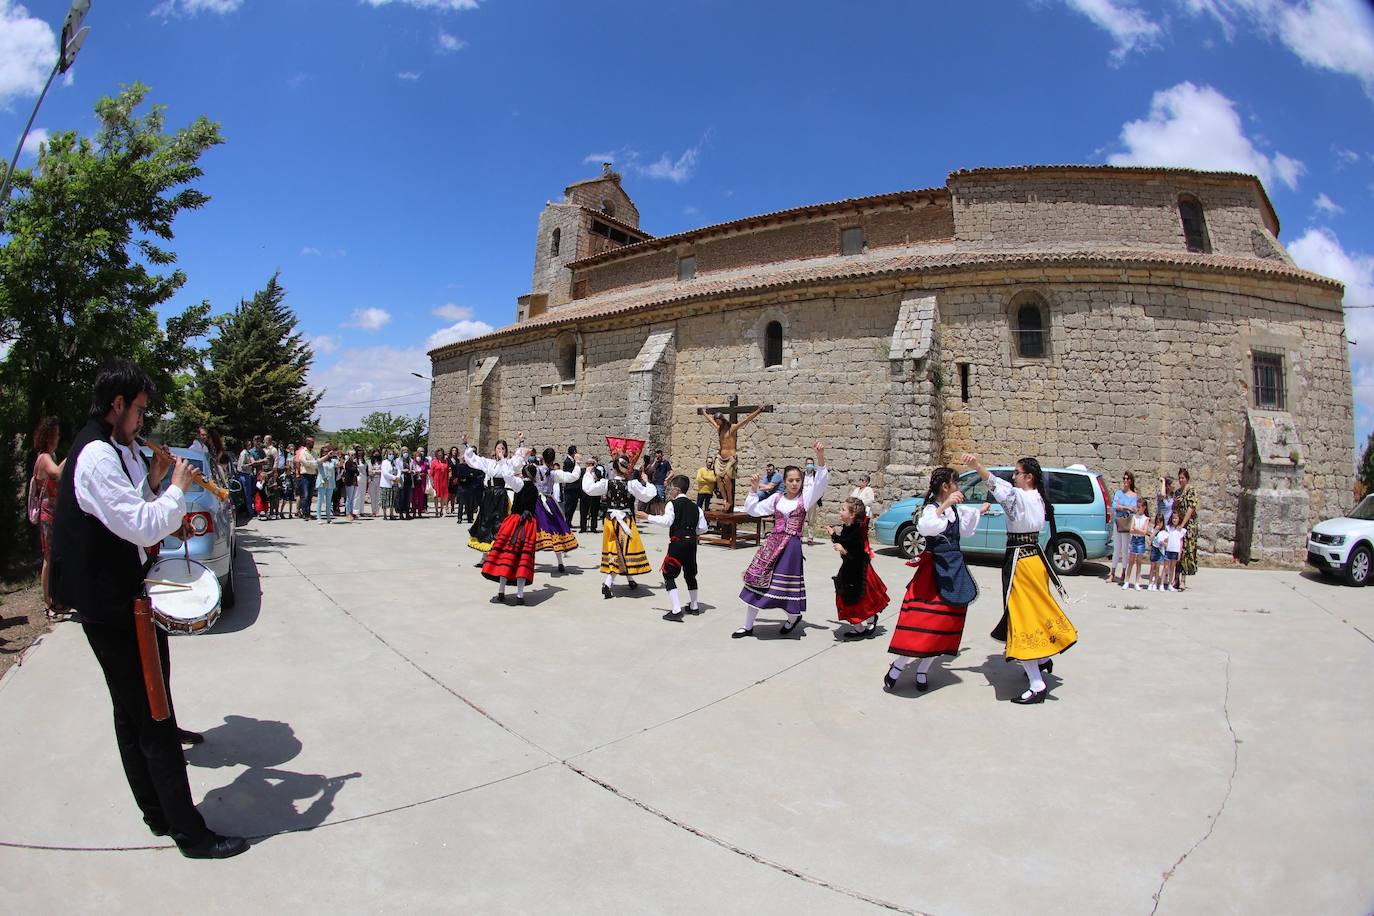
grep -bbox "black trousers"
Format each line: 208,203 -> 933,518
82,621 -> 208,843
663,539 -> 699,591
561,489 -> 580,528
579,495 -> 602,532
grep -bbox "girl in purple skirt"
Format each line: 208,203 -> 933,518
534,447 -> 583,573
733,441 -> 828,638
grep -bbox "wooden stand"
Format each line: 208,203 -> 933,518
702,511 -> 763,550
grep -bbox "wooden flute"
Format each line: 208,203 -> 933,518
137,436 -> 230,501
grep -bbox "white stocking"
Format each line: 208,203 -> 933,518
497,576 -> 506,596
916,657 -> 937,676
688,589 -> 699,609
604,573 -> 615,588
668,589 -> 681,613
516,579 -> 525,598
1021,659 -> 1046,693
743,606 -> 759,630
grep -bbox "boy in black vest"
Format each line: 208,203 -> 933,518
638,474 -> 707,621
50,360 -> 248,860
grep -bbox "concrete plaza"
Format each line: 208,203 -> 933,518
1,512 -> 1371,915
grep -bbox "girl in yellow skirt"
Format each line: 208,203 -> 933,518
581,454 -> 657,598
963,453 -> 1077,704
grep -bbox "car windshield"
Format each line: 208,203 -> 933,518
1348,495 -> 1374,521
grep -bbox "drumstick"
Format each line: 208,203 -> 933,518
144,578 -> 194,589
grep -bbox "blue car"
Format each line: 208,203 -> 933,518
873,465 -> 1112,575
143,445 -> 238,610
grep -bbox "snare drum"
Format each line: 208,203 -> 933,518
145,557 -> 222,634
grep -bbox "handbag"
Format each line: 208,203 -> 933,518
426,478 -> 436,497
27,474 -> 42,525
1114,510 -> 1132,533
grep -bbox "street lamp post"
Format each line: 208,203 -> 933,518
0,1 -> 92,214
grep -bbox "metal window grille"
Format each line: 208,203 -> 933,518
1252,350 -> 1285,409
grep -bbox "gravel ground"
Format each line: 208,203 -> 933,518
0,579 -> 58,681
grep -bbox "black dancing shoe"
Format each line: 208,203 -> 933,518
731,627 -> 754,639
779,617 -> 801,636
914,674 -> 929,693
177,832 -> 250,860
602,585 -> 613,600
143,816 -> 170,837
1011,688 -> 1047,705
490,595 -> 506,604
515,596 -> 526,606
557,563 -> 566,575
627,579 -> 639,591
687,606 -> 703,615
178,729 -> 204,746
883,663 -> 901,691
664,610 -> 685,622
1039,659 -> 1054,675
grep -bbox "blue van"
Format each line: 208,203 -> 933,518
872,465 -> 1112,575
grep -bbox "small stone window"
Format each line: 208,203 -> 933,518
1178,195 -> 1211,253
958,363 -> 970,402
1013,299 -> 1048,359
572,278 -> 588,300
764,321 -> 783,367
678,255 -> 696,281
1252,349 -> 1285,409
550,228 -> 561,257
841,226 -> 865,256
556,332 -> 578,382
601,199 -> 616,217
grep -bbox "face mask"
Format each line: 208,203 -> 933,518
805,463 -> 815,471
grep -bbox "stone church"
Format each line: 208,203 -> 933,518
427,163 -> 1353,562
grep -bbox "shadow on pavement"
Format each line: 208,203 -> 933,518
189,714 -> 361,839
956,653 -> 1064,702
207,546 -> 262,635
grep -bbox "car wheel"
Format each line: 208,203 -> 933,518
897,524 -> 923,560
1345,543 -> 1372,587
1049,535 -> 1084,576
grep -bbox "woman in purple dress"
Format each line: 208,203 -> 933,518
411,447 -> 429,516
733,441 -> 827,638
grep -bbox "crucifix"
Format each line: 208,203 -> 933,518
698,394 -> 773,511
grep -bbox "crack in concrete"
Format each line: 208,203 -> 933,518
1281,580 -> 1374,646
1149,654 -> 1239,916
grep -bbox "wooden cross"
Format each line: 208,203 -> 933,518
696,394 -> 773,424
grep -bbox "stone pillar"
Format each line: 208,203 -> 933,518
626,326 -> 676,451
1234,409 -> 1309,563
468,356 -> 501,453
884,292 -> 942,496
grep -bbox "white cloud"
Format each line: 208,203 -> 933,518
309,334 -> 341,356
397,71 -> 421,80
308,345 -> 432,431
300,245 -> 323,256
437,30 -> 466,51
152,0 -> 244,17
584,130 -> 713,185
363,0 -> 481,10
427,319 -> 493,351
1334,145 -> 1362,165
1183,0 -> 1374,97
1107,82 -> 1304,190
683,205 -> 699,217
344,307 -> 392,332
287,72 -> 309,90
0,0 -> 57,108
1058,0 -> 1163,61
1287,226 -> 1374,446
19,126 -> 47,158
431,303 -> 475,321
1315,192 -> 1344,215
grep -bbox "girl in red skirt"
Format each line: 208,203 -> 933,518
482,464 -> 538,605
829,496 -> 890,639
884,467 -> 986,692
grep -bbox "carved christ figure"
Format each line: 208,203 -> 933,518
700,404 -> 766,511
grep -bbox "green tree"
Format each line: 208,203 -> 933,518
332,411 -> 428,452
1358,430 -> 1374,498
190,273 -> 322,446
0,84 -> 221,568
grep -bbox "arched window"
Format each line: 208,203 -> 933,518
764,321 -> 783,367
1178,195 -> 1210,253
556,332 -> 577,382
1014,299 -> 1048,359
550,227 -> 561,257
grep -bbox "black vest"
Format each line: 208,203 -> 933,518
606,478 -> 634,512
669,495 -> 700,538
49,418 -> 148,627
512,483 -> 537,514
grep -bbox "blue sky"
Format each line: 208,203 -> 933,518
3,0 -> 1373,451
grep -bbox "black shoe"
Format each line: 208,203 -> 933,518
144,816 -> 170,837
687,606 -> 703,615
557,564 -> 566,574
883,663 -> 900,691
914,674 -> 929,693
515,596 -> 526,606
1011,689 -> 1047,705
602,585 -> 613,600
178,729 -> 204,746
779,617 -> 801,636
1040,659 -> 1054,675
627,580 -> 638,591
731,627 -> 754,639
664,610 -> 685,622
490,595 -> 506,604
177,832 -> 250,860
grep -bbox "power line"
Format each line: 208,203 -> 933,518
314,389 -> 428,409
318,400 -> 430,412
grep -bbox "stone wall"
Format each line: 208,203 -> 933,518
935,267 -> 1350,559
948,170 -> 1277,258
527,205 -> 586,309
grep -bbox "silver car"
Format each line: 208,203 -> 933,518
142,445 -> 238,609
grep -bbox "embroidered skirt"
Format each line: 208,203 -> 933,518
991,546 -> 1078,661
600,516 -> 651,576
482,513 -> 537,583
468,486 -> 511,551
739,536 -> 807,614
534,495 -> 579,553
888,552 -> 968,658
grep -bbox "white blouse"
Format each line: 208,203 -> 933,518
642,500 -> 709,533
74,439 -> 186,564
745,466 -> 829,517
917,503 -> 981,538
988,474 -> 1046,534
581,472 -> 656,504
463,446 -> 527,490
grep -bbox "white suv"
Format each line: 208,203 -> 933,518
1307,494 -> 1374,587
